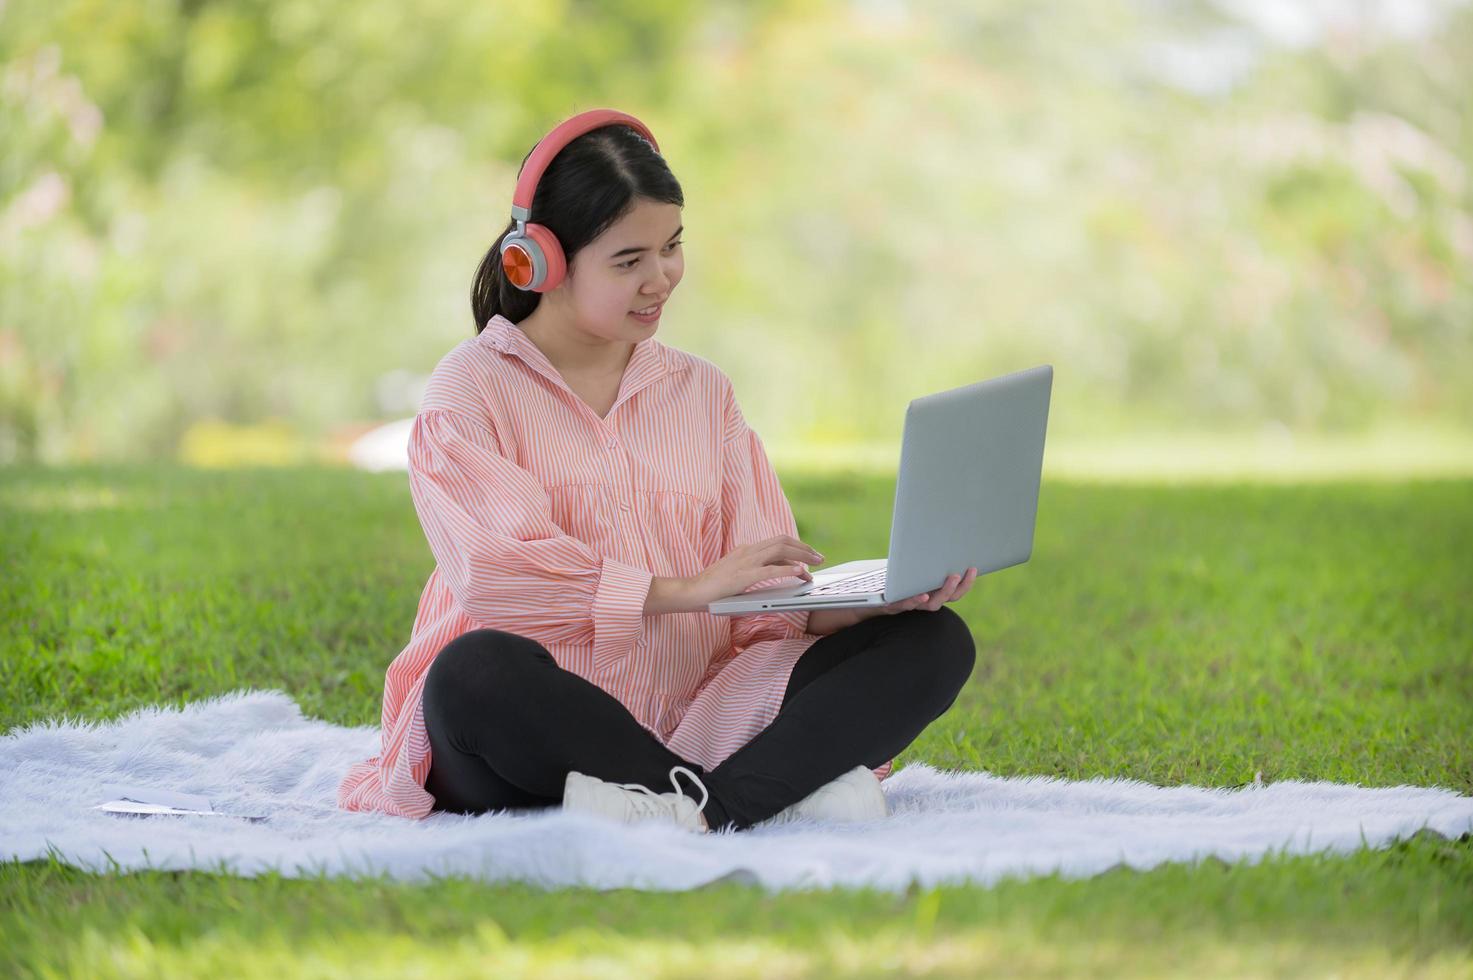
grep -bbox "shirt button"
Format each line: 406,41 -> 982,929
606,438 -> 617,449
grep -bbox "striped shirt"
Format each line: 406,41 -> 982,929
337,314 -> 894,818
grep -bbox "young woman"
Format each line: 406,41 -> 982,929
337,109 -> 978,833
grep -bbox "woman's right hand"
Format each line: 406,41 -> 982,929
682,534 -> 825,609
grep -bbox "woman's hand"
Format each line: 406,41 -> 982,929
682,534 -> 825,610
808,567 -> 979,636
876,566 -> 979,615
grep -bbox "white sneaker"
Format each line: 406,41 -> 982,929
562,764 -> 710,833
756,765 -> 890,827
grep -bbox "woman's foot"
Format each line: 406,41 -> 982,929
562,764 -> 712,833
755,765 -> 890,828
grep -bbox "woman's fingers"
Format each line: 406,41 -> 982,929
880,567 -> 979,615
924,568 -> 977,609
925,574 -> 959,610
884,594 -> 924,614
773,535 -> 823,563
763,544 -> 816,574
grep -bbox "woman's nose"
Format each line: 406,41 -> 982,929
647,255 -> 677,291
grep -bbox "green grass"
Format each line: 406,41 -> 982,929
2,464 -> 1471,977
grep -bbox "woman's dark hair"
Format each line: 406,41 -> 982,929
472,123 -> 684,333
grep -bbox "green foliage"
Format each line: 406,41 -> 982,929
1,1 -> 1470,463
2,464 -> 1471,973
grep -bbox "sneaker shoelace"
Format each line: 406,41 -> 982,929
609,764 -> 710,821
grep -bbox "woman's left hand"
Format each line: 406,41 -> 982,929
808,567 -> 978,635
867,566 -> 978,617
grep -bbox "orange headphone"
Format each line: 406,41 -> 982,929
499,108 -> 661,294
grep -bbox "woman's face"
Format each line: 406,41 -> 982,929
563,199 -> 684,345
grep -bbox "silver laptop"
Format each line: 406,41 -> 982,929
708,364 -> 1052,615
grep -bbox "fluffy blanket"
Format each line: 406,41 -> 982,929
3,689 -> 1469,892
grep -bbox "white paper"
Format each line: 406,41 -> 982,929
92,783 -> 267,821
94,800 -> 231,816
96,782 -> 216,812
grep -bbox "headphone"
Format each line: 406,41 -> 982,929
499,108 -> 661,294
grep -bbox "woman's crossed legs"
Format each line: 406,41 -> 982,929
421,608 -> 976,831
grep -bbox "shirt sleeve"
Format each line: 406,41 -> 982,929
720,385 -> 814,647
406,408 -> 653,660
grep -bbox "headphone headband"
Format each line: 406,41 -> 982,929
510,108 -> 660,219
499,108 -> 660,294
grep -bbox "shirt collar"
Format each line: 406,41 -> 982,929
478,313 -> 680,410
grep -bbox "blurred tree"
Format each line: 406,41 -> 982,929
0,0 -> 1468,462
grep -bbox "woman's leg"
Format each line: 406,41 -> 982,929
421,628 -> 704,816
700,606 -> 976,831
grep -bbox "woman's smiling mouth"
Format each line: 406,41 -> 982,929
629,301 -> 665,322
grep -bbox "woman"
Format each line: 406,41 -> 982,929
337,109 -> 978,833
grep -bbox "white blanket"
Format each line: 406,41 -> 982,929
2,689 -> 1468,892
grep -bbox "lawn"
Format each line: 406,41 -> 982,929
2,464 -> 1470,977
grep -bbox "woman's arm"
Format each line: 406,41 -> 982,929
649,577 -> 867,637
807,607 -> 879,637
644,576 -> 696,615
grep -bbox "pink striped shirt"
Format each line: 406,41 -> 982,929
338,314 -> 893,818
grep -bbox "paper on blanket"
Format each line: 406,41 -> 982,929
95,782 -> 216,811
92,782 -> 268,822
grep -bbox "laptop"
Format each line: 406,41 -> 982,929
707,364 -> 1052,615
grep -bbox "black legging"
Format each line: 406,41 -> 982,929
421,606 -> 976,831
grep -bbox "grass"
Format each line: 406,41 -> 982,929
2,463 -> 1471,977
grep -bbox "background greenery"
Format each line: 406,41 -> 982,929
2,0 -> 1471,464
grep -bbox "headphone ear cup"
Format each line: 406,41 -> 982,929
523,223 -> 566,293
500,235 -> 539,290
499,223 -> 566,292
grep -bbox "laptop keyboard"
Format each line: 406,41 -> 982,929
805,568 -> 886,596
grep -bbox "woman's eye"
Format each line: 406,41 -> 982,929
618,240 -> 682,270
